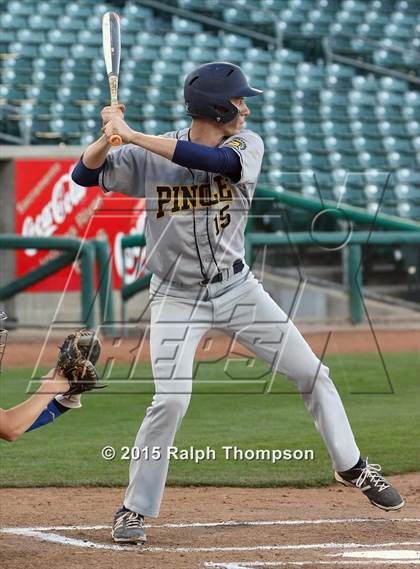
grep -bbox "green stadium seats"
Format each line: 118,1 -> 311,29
143,120 -> 173,134
48,30 -> 74,46
78,30 -> 102,47
267,75 -> 295,89
178,0 -> 217,12
223,34 -> 252,48
16,29 -> 44,44
380,77 -> 409,92
28,14 -> 56,31
384,136 -> 413,153
136,32 -> 163,47
266,151 -> 283,167
80,103 -> 97,120
223,8 -> 253,26
396,183 -> 420,201
265,134 -> 290,152
267,170 -> 302,189
351,120 -> 381,137
274,48 -> 304,64
66,4 -> 92,17
84,117 -> 101,133
7,41 -> 38,57
57,14 -> 84,31
153,61 -> 182,76
397,202 -> 420,218
80,133 -> 95,145
297,120 -> 323,136
217,48 -> 243,63
194,32 -> 219,47
251,10 -> 274,25
1,12 -> 27,29
323,120 -> 353,136
173,118 -> 189,130
7,0 -> 35,15
160,45 -> 186,62
131,45 -> 159,60
412,137 -> 420,151
187,46 -> 215,62
71,44 -> 100,59
246,47 -> 273,63
352,75 -> 378,92
0,0 -> 418,223
396,168 -> 420,184
387,151 -> 416,168
124,3 -> 154,20
38,1 -> 63,17
172,17 -> 202,33
164,32 -> 191,48
38,43 -> 66,58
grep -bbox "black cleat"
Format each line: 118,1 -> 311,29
111,507 -> 147,543
335,459 -> 405,511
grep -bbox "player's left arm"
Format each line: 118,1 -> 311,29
0,369 -> 69,442
221,132 -> 265,185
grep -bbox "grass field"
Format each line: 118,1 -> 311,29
0,352 -> 418,488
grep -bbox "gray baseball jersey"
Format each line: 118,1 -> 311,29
98,128 -> 264,284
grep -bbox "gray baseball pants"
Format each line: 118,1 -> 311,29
124,267 -> 360,517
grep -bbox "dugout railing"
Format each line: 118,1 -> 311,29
119,188 -> 420,325
246,231 -> 420,324
0,235 -> 114,332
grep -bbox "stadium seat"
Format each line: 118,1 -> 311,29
194,32 -> 219,48
172,17 -> 203,33
37,1 -> 63,17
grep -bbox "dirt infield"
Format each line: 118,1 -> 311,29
0,474 -> 419,569
5,328 -> 420,368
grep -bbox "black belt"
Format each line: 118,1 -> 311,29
200,259 -> 244,286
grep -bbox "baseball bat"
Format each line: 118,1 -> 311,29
102,11 -> 122,146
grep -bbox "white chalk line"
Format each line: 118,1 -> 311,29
1,527 -> 419,555
205,561 -> 420,568
2,517 -> 419,533
333,550 -> 420,560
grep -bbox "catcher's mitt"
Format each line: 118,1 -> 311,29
57,330 -> 103,396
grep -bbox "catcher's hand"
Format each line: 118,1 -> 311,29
57,330 -> 104,396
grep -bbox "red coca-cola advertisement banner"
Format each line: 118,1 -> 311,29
15,159 -> 147,292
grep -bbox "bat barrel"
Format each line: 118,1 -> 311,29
103,12 -> 122,147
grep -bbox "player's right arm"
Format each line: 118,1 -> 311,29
81,133 -> 111,169
0,369 -> 69,442
72,105 -> 148,196
72,105 -> 125,185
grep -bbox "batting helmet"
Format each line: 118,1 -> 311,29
184,62 -> 263,124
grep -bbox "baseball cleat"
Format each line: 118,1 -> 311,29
335,459 -> 405,511
111,507 -> 147,543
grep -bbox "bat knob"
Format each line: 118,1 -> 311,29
109,134 -> 123,146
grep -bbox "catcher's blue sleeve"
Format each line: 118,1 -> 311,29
26,400 -> 68,432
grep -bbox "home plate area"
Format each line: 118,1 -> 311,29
2,517 -> 420,568
1,482 -> 419,569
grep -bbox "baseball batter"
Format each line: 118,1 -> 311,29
72,62 -> 404,544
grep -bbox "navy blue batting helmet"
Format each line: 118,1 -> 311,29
184,62 -> 263,124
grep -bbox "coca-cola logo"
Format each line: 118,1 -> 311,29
22,166 -> 86,256
114,202 -> 147,284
